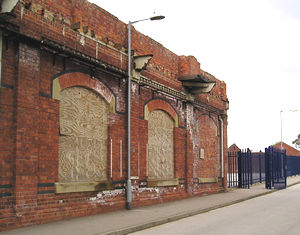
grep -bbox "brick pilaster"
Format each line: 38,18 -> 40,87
14,42 -> 40,225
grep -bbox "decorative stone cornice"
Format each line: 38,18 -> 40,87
139,75 -> 186,100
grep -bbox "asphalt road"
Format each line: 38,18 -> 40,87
131,184 -> 300,235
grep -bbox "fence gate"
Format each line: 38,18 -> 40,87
265,146 -> 287,189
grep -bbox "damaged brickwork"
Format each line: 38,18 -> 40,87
0,0 -> 229,231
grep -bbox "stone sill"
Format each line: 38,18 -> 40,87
197,177 -> 218,184
55,181 -> 113,194
147,179 -> 179,187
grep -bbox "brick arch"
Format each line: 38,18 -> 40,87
197,114 -> 218,136
196,113 -> 218,127
144,98 -> 178,127
51,71 -> 115,113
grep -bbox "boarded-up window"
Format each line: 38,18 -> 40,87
59,87 -> 108,182
148,110 -> 174,180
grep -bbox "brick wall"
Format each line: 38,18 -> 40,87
0,0 -> 228,231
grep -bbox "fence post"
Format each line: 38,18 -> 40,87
265,147 -> 269,189
238,150 -> 241,188
284,149 -> 287,187
259,151 -> 262,183
249,149 -> 252,186
229,152 -> 232,187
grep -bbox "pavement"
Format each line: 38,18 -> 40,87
3,175 -> 300,235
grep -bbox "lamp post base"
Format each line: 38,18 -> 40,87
126,202 -> 132,210
126,179 -> 132,210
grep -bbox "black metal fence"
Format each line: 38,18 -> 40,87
265,146 -> 287,189
251,151 -> 265,184
228,147 -> 300,189
228,149 -> 265,188
237,149 -> 251,188
287,156 -> 300,176
228,151 -> 238,187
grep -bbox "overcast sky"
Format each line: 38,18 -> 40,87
89,0 -> 300,151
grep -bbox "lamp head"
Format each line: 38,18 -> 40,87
150,15 -> 165,21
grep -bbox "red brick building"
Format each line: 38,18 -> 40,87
228,143 -> 240,153
273,142 -> 300,156
0,0 -> 229,230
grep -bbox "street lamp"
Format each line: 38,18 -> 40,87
126,15 -> 165,210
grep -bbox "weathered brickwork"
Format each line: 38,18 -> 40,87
0,0 -> 229,231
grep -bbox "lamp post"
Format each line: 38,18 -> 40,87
127,15 -> 165,210
280,110 -> 283,150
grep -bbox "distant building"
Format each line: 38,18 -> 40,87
273,142 -> 300,156
228,143 -> 240,152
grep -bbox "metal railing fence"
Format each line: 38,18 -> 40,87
228,147 -> 300,188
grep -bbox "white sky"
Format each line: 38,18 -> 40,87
89,0 -> 300,151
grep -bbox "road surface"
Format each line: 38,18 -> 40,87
131,184 -> 300,235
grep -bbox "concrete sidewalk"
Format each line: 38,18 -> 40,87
3,175 -> 300,235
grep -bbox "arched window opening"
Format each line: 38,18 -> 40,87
148,110 -> 174,180
59,86 -> 108,183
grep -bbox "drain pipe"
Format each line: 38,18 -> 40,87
0,30 -> 2,87
219,116 -> 224,180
